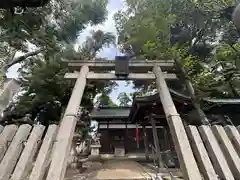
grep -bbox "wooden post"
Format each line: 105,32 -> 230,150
198,125 -> 234,180
212,125 -> 240,178
186,126 -> 218,180
0,124 -> 32,180
124,122 -> 128,154
151,115 -> 164,168
0,125 -> 3,134
153,65 -> 202,180
0,125 -> 18,162
29,125 -> 58,180
46,66 -> 89,180
224,125 -> 240,157
10,125 -> 45,180
142,125 -> 149,160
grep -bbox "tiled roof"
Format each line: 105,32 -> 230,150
90,106 -> 130,119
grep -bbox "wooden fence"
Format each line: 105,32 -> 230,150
0,124 -> 58,180
1,123 -> 240,180
185,125 -> 240,180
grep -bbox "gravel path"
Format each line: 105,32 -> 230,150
65,160 -> 184,180
90,160 -> 153,180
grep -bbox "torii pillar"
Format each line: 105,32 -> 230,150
153,65 -> 202,180
46,65 -> 89,180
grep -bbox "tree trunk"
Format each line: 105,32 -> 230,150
0,49 -> 43,87
175,59 -> 209,125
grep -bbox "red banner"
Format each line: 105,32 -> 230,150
136,126 -> 139,148
136,127 -> 140,141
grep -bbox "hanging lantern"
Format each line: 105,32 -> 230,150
0,0 -> 50,9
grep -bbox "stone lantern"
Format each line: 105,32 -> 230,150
89,133 -> 101,160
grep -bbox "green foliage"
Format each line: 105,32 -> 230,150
0,0 -> 108,74
0,0 -> 115,127
97,94 -> 118,107
115,0 -> 240,98
195,43 -> 240,97
79,30 -> 116,59
117,92 -> 132,106
63,30 -> 115,60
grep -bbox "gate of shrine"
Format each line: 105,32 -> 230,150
0,58 -> 240,180
61,59 -> 201,180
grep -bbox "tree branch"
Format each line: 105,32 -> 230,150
189,28 -> 205,53
175,59 -> 210,125
3,49 -> 43,72
7,49 -> 18,64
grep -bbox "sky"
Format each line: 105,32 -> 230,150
6,0 -> 134,104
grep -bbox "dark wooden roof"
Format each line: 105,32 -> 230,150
129,89 -> 240,124
129,89 -> 194,124
90,90 -> 240,124
202,98 -> 240,113
90,106 -> 130,120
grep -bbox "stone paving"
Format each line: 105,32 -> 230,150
65,160 -> 184,180
90,160 -> 153,180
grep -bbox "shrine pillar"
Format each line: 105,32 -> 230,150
153,65 -> 202,180
150,115 -> 164,168
142,125 -> 149,160
46,65 -> 89,180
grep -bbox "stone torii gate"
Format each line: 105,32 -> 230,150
46,59 -> 202,180
1,60 -> 240,180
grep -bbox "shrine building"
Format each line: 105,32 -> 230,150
90,87 -> 240,166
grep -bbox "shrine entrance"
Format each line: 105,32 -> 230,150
2,58 -> 240,180
92,105 -> 175,156
1,58 -> 240,180
54,58 -> 202,180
